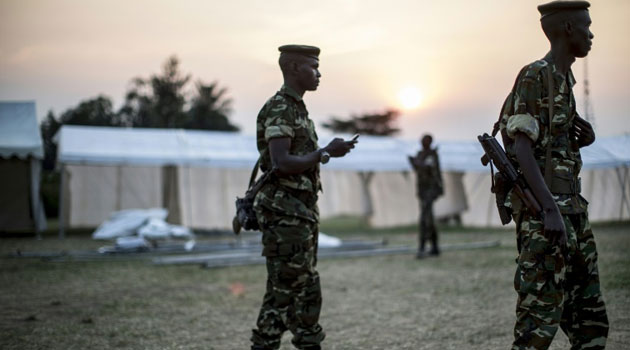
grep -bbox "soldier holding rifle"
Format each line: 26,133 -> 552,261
482,1 -> 608,349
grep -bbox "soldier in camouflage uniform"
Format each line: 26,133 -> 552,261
250,45 -> 356,350
499,2 -> 608,349
408,134 -> 443,258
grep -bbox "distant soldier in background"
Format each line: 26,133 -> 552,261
408,134 -> 443,258
498,1 -> 608,349
250,45 -> 355,350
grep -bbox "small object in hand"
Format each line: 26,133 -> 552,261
351,133 -> 360,142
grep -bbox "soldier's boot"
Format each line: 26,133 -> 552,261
416,236 -> 427,259
415,227 -> 427,258
427,226 -> 439,256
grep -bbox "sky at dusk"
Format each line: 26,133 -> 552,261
1,0 -> 628,141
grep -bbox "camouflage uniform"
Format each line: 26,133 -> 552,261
251,85 -> 325,350
500,58 -> 609,349
411,148 -> 443,254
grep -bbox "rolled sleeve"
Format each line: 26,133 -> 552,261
263,99 -> 295,141
506,113 -> 540,142
265,124 -> 295,141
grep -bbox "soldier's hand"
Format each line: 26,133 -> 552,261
573,116 -> 595,147
544,208 -> 567,251
324,137 -> 355,157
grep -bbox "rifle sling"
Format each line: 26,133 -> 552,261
486,61 -> 556,200
247,158 -> 261,188
245,90 -> 288,194
544,64 -> 554,189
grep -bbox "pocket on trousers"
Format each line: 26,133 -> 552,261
514,251 -> 563,307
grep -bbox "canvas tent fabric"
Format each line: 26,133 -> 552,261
0,102 -> 44,159
56,125 -> 629,230
461,134 -> 630,226
0,101 -> 47,232
57,125 -> 489,172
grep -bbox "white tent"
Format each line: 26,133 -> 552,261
461,134 -> 630,226
56,125 -> 629,234
0,101 -> 47,234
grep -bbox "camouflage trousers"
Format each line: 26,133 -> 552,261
251,221 -> 324,349
418,198 -> 438,253
512,211 -> 608,349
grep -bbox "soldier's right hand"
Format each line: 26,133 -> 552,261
543,208 -> 567,250
573,116 -> 596,147
324,137 -> 355,157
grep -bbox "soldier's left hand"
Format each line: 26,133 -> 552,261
325,137 -> 354,157
573,116 -> 595,147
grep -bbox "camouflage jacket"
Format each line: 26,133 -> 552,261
500,58 -> 587,215
411,148 -> 443,200
253,85 -> 321,223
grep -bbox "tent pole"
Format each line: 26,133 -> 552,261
358,171 -> 374,226
30,158 -> 42,240
622,165 -> 630,220
615,165 -> 630,220
58,165 -> 66,239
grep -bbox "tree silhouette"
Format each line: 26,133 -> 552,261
186,81 -> 238,131
60,95 -> 120,127
322,109 -> 400,136
117,55 -> 238,131
37,56 -> 239,217
39,95 -> 120,170
119,56 -> 190,128
40,111 -> 61,170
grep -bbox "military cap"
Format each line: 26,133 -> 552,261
538,1 -> 590,19
278,44 -> 320,60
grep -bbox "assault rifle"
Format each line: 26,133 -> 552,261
478,133 -> 542,224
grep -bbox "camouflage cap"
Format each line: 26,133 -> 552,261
538,1 -> 590,19
278,45 -> 320,60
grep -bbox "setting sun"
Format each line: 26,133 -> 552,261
397,87 -> 423,110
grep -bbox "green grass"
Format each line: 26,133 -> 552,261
1,222 -> 629,349
319,215 -> 514,236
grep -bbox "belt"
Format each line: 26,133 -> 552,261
550,176 -> 581,195
262,239 -> 315,257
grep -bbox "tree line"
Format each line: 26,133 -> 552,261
38,55 -> 400,218
40,56 -> 238,170
41,55 -> 401,169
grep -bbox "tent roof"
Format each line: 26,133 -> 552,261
57,125 -> 629,172
0,101 -> 44,159
58,126 -> 260,168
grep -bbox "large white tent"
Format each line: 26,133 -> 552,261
461,134 -> 630,226
0,101 -> 47,234
56,125 -> 629,234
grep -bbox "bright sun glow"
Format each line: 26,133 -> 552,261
397,87 -> 423,110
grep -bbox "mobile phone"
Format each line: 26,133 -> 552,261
351,133 -> 360,141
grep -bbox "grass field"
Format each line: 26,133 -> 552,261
1,221 -> 629,349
